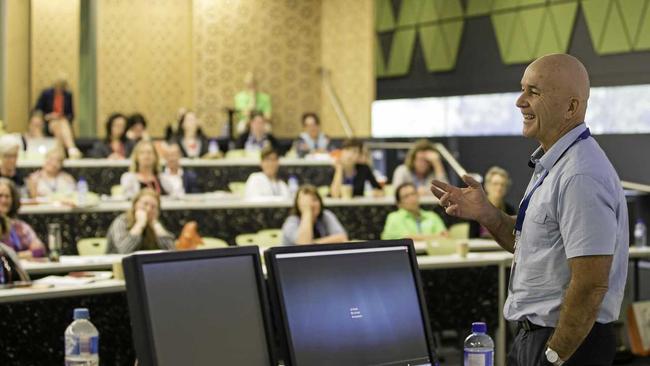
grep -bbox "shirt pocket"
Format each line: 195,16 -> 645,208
522,210 -> 553,250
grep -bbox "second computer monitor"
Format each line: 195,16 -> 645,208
266,240 -> 435,366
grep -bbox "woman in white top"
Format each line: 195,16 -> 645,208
27,148 -> 76,198
120,140 -> 174,198
392,139 -> 447,196
244,146 -> 290,199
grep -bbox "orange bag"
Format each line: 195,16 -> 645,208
175,221 -> 203,250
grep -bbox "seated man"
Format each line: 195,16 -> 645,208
159,142 -> 200,196
381,182 -> 447,240
34,79 -> 81,158
244,146 -> 290,199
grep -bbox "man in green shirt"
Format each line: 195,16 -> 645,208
234,72 -> 272,134
381,182 -> 447,240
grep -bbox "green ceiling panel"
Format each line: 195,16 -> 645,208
535,10 -> 561,57
397,0 -> 423,27
519,0 -> 546,6
419,25 -> 449,71
466,0 -> 495,16
375,0 -> 396,32
387,28 -> 417,76
435,0 -> 463,20
507,13 -> 533,63
441,20 -> 465,70
493,0 -> 521,12
491,12 -> 518,62
520,7 -> 547,59
419,0 -> 441,23
599,2 -> 633,53
581,0 -> 612,52
617,0 -> 646,46
635,2 -> 650,50
375,36 -> 387,77
548,2 -> 579,52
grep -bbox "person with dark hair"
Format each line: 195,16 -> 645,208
281,185 -> 348,245
235,112 -> 278,152
106,188 -> 174,254
33,78 -> 81,158
89,113 -> 128,159
392,139 -> 447,195
381,182 -> 446,240
330,139 -> 382,198
170,111 -> 211,158
0,178 -> 45,257
293,112 -> 331,157
160,143 -> 200,196
125,113 -> 150,152
244,146 -> 290,199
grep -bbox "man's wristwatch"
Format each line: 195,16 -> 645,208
545,347 -> 564,366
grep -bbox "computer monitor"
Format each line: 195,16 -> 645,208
265,240 -> 436,366
123,246 -> 275,366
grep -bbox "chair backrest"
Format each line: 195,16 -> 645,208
317,185 -> 330,198
225,149 -> 246,159
228,182 -> 246,195
197,237 -> 229,249
448,222 -> 470,239
77,238 -> 108,256
235,233 -> 259,246
256,229 -> 282,247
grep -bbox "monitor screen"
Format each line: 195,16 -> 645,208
268,242 -> 433,366
123,247 -> 274,366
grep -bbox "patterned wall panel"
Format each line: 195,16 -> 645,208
3,0 -> 30,133
193,0 -> 322,137
96,0 -> 192,137
30,0 -> 80,130
321,0 -> 375,136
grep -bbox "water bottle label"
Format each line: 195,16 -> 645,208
66,335 -> 99,356
464,350 -> 493,366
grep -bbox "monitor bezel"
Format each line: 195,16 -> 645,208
265,239 -> 436,366
123,246 -> 277,366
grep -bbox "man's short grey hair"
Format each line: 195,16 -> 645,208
0,135 -> 22,156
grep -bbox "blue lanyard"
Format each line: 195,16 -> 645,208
514,128 -> 591,236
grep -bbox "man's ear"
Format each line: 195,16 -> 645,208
565,97 -> 580,119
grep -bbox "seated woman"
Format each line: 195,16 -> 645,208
281,185 -> 348,245
293,113 -> 331,157
89,113 -> 128,159
125,113 -> 150,156
120,141 -> 169,199
170,111 -> 211,158
392,139 -> 447,195
106,188 -> 175,254
27,148 -> 76,198
0,178 -> 46,257
160,143 -> 199,196
330,139 -> 382,198
0,135 -> 24,188
235,112 -> 278,153
470,166 -> 516,238
244,146 -> 290,199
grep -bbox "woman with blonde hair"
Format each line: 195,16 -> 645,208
120,140 -> 171,198
470,166 -> 516,238
0,178 -> 46,257
392,139 -> 447,195
27,147 -> 76,198
106,188 -> 174,254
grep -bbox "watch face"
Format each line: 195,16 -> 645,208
546,348 -> 559,362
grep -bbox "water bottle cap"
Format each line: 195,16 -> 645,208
73,308 -> 90,320
637,219 -> 645,224
472,322 -> 487,333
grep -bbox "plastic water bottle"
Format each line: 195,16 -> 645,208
76,177 -> 88,206
208,139 -> 219,155
464,322 -> 494,366
635,219 -> 647,248
65,308 -> 99,366
288,175 -> 299,198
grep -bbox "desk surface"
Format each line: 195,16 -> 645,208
22,255 -> 124,275
0,279 -> 125,304
19,194 -> 440,214
17,157 -> 333,169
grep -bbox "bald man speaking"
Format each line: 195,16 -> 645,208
432,54 -> 628,365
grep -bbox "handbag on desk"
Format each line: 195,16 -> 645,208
175,221 -> 203,250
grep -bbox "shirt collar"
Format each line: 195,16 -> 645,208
530,122 -> 587,171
